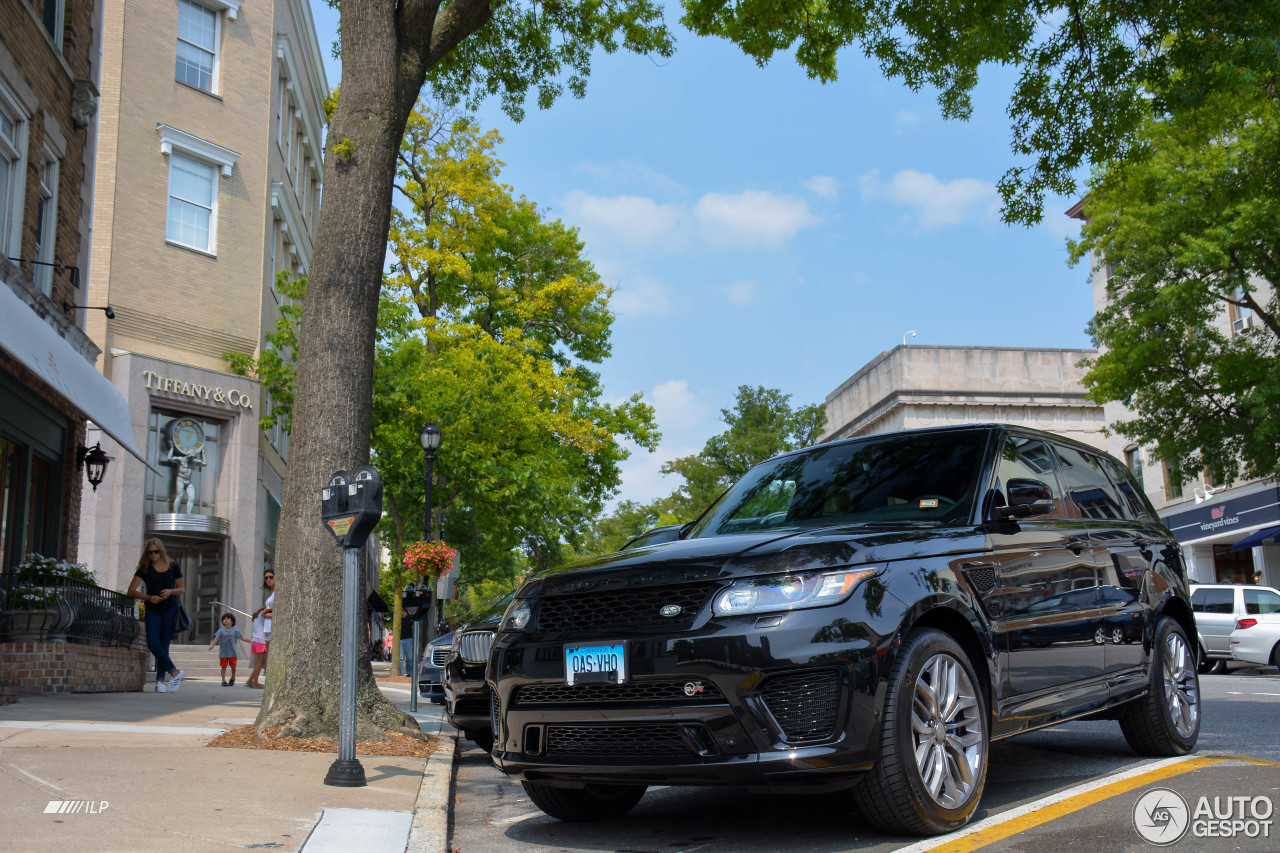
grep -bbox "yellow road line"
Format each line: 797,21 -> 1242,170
925,756 -> 1228,853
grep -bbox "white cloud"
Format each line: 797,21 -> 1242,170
578,160 -> 686,196
858,168 -> 999,228
610,271 -> 676,317
804,176 -> 839,199
695,190 -> 818,249
893,111 -> 920,133
562,191 -> 684,247
722,279 -> 759,305
648,379 -> 708,432
614,441 -> 700,506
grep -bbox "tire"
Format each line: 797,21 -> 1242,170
1111,627 -> 1124,645
464,728 -> 494,753
853,628 -> 988,836
521,781 -> 647,822
1119,617 -> 1200,756
1094,626 -> 1106,645
1271,643 -> 1280,669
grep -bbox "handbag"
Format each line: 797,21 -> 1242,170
174,602 -> 193,633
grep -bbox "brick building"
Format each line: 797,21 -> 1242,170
0,0 -> 149,579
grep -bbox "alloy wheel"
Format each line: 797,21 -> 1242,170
910,653 -> 984,809
1162,631 -> 1199,738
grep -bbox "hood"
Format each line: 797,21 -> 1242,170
520,523 -> 986,597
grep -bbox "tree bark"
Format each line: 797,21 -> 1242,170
256,0 -> 489,738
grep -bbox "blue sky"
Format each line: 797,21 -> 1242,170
310,3 -> 1094,508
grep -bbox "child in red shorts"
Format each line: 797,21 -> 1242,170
208,613 -> 247,686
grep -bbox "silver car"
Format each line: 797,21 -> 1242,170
417,631 -> 454,703
1191,583 -> 1280,672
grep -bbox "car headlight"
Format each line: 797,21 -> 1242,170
713,567 -> 879,616
501,598 -> 533,631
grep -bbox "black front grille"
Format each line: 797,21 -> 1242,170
760,669 -> 841,742
514,679 -> 724,706
544,724 -> 693,758
536,581 -> 717,633
454,694 -> 490,716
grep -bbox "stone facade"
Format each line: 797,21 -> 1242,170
822,345 -> 1105,449
79,0 -> 327,637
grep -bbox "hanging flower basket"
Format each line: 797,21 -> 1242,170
403,540 -> 457,582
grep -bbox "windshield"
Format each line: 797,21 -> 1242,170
686,430 -> 988,538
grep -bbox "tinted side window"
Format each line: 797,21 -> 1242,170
1054,445 -> 1127,519
1099,456 -> 1149,521
1244,589 -> 1280,615
993,436 -> 1066,519
1192,588 -> 1234,614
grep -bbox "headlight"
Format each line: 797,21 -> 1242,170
713,567 -> 879,616
502,598 -> 533,631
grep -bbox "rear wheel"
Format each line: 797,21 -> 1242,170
853,628 -> 988,835
521,781 -> 647,822
1271,642 -> 1280,669
1119,617 -> 1200,756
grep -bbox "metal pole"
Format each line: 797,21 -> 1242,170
409,611 -> 420,713
324,546 -> 366,787
423,453 -> 437,646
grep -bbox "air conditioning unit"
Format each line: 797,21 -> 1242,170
1232,314 -> 1254,334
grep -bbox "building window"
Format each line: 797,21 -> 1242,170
0,93 -> 27,258
1230,286 -> 1254,334
1163,461 -> 1183,501
166,153 -> 216,252
1124,446 -> 1144,490
283,108 -> 293,171
275,78 -> 286,147
33,153 -> 59,296
176,0 -> 219,93
42,0 -> 65,49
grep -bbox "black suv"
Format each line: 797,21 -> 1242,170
487,424 -> 1200,836
444,593 -> 513,752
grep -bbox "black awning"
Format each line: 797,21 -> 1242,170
367,590 -> 390,613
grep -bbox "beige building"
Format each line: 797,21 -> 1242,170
1068,203 -> 1279,588
822,344 -> 1105,448
79,0 -> 328,638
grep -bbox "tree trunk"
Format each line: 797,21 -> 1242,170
255,0 -> 453,739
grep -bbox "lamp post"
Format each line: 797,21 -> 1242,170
414,423 -> 442,711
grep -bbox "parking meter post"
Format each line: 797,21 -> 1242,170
320,464 -> 382,789
324,545 -> 366,788
410,616 -> 420,713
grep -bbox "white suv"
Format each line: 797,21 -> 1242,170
1191,583 -> 1280,672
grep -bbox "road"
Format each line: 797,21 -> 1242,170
449,669 -> 1280,853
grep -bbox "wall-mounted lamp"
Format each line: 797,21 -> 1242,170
64,301 -> 115,319
78,442 -> 111,492
903,330 -> 917,346
8,257 -> 80,287
1193,483 -> 1220,505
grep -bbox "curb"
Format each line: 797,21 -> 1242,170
407,726 -> 457,852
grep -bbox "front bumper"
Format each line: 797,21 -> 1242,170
489,606 -> 895,790
445,658 -> 492,731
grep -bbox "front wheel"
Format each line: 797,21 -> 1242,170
464,728 -> 494,753
853,628 -> 988,835
521,781 -> 647,822
1119,617 -> 1200,756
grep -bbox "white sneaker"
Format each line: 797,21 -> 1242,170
155,681 -> 167,693
169,670 -> 184,693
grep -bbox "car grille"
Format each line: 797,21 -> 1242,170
458,631 -> 494,664
544,724 -> 693,758
514,679 -> 725,706
431,647 -> 451,666
760,669 -> 842,742
535,581 -> 718,633
454,693 -> 490,717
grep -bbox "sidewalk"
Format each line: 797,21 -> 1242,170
0,666 -> 455,853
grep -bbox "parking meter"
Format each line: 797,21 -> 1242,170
321,466 -> 382,548
322,464 -> 382,788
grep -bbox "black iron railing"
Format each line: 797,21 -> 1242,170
1,574 -> 141,647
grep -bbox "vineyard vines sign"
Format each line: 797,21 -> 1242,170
142,370 -> 253,409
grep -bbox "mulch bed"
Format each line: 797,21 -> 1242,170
208,725 -> 437,758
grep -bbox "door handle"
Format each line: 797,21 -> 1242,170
1134,537 -> 1150,549
1067,536 -> 1088,555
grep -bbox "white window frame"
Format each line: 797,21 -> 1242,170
157,124 -> 240,254
41,0 -> 66,52
175,0 -> 222,94
0,85 -> 29,260
33,148 -> 59,296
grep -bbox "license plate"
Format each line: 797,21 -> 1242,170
564,642 -> 626,686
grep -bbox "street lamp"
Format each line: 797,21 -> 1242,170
78,442 -> 112,492
418,422 -> 442,541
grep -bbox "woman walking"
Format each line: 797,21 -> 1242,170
245,570 -> 275,689
127,539 -> 185,693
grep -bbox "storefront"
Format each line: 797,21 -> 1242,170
79,353 -> 283,641
1162,485 -> 1280,588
